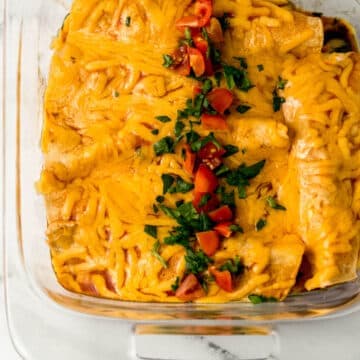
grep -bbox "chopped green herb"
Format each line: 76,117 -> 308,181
233,56 -> 248,69
218,13 -> 231,31
199,213 -> 214,232
186,130 -> 201,145
216,187 -> 235,207
229,224 -> 243,233
248,294 -> 277,304
202,79 -> 213,94
175,121 -> 185,137
223,144 -> 239,157
125,16 -> 131,27
267,196 -> 286,211
144,224 -> 158,239
219,257 -> 244,275
151,129 -> 159,135
156,115 -> 172,123
176,200 -> 185,208
185,249 -> 213,275
223,63 -> 253,92
277,76 -> 288,90
156,195 -> 165,203
241,148 -> 247,154
273,90 -> 286,112
185,27 -> 192,41
214,72 -> 222,87
164,226 -> 192,248
199,193 -> 212,207
171,277 -> 180,292
236,104 -> 252,114
153,204 -> 159,213
153,136 -> 175,156
215,164 -> 230,177
226,160 -> 266,186
162,174 -> 194,194
113,90 -> 120,98
255,219 -> 267,231
257,64 -> 264,72
191,132 -> 221,152
162,54 -> 174,68
151,241 -> 168,268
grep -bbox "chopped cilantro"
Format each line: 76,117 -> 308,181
171,277 -> 180,292
198,213 -> 214,232
219,257 -> 244,275
186,130 -> 201,145
218,13 -> 231,31
223,63 -> 253,92
202,79 -> 213,94
153,136 -> 175,156
216,187 -> 235,207
156,115 -> 172,123
175,121 -> 185,137
113,90 -> 120,98
215,164 -> 230,177
185,249 -> 213,275
156,195 -> 165,203
199,193 -> 212,207
175,200 -> 185,208
233,56 -> 248,69
144,224 -> 158,239
248,294 -> 277,304
257,64 -> 264,72
161,174 -> 194,194
273,90 -> 286,112
162,54 -> 174,68
164,226 -> 192,248
236,104 -> 251,114
125,16 -> 131,27
191,132 -> 221,152
151,129 -> 159,135
229,224 -> 243,233
151,241 -> 168,268
161,174 -> 175,194
267,196 -> 286,211
255,218 -> 267,231
223,144 -> 239,157
277,76 -> 288,90
214,72 -> 222,87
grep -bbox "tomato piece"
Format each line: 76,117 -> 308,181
196,231 -> 220,256
188,47 -> 205,77
183,144 -> 196,175
207,88 -> 234,114
175,274 -> 205,301
204,57 -> 214,76
194,164 -> 219,193
201,114 -> 228,130
198,142 -> 225,170
193,35 -> 208,55
208,205 -> 233,223
176,0 -> 212,29
176,15 -> 201,28
176,55 -> 191,76
206,18 -> 224,44
214,222 -> 233,238
194,0 -> 213,27
210,267 -> 233,292
193,191 -> 220,212
171,46 -> 191,76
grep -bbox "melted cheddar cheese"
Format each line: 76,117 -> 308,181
37,0 -> 360,303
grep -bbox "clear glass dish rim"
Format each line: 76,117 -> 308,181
3,0 -> 360,322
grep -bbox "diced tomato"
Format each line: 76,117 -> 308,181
214,222 -> 234,238
193,35 -> 208,55
172,46 -> 191,76
196,230 -> 220,256
175,274 -> 205,301
193,86 -> 202,97
194,164 -> 219,193
176,0 -> 212,28
201,114 -> 228,130
206,18 -> 224,44
193,191 -> 219,213
183,144 -> 196,175
198,142 -> 225,170
207,88 -> 234,114
188,47 -> 205,77
204,57 -> 214,76
208,205 -> 233,223
176,55 -> 191,76
194,0 -> 213,27
210,267 -> 233,292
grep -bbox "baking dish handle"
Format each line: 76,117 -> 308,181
134,324 -> 278,360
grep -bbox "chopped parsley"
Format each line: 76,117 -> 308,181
255,219 -> 267,231
219,257 -> 244,275
153,204 -> 159,213
164,226 -> 192,248
161,174 -> 194,194
151,241 -> 168,268
191,132 -> 221,152
273,90 -> 286,112
214,72 -> 222,87
215,164 -> 230,177
216,187 -> 235,207
277,76 -> 288,90
162,54 -> 174,68
266,196 -> 286,211
257,64 -> 264,72
156,195 -> 165,203
248,294 -> 277,304
233,56 -> 248,69
236,104 -> 251,114
229,224 -> 243,233
175,121 -> 185,137
171,277 -> 180,292
185,249 -> 213,275
223,144 -> 239,157
156,115 -> 172,123
202,79 -> 213,94
153,136 -> 175,156
113,90 -> 120,98
151,129 -> 159,135
125,16 -> 131,27
199,193 -> 212,207
144,224 -> 158,239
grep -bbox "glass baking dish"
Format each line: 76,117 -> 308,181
4,0 -> 360,333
